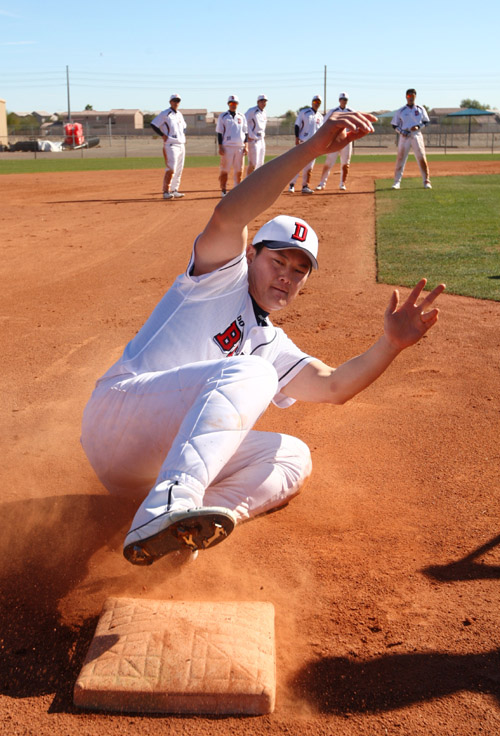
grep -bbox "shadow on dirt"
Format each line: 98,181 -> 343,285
0,494 -> 134,706
46,195 -> 219,205
291,649 -> 500,713
423,533 -> 500,582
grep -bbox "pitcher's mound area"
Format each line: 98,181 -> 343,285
74,598 -> 276,715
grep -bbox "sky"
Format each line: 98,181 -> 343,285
1,0 -> 499,117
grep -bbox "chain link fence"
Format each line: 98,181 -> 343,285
1,122 -> 499,160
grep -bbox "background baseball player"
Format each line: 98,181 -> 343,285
216,95 -> 248,196
288,95 -> 324,194
391,88 -> 432,189
81,109 -> 445,569
151,94 -> 187,200
316,92 -> 354,191
245,94 -> 268,176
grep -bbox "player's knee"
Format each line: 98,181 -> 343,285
230,354 -> 279,394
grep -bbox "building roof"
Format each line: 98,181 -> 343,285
429,108 -> 461,116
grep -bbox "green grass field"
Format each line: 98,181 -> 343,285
376,175 -> 500,301
1,152 -> 499,176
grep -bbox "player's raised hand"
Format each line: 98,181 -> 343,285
383,279 -> 446,351
313,111 -> 377,155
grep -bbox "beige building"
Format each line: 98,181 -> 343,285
64,109 -> 144,134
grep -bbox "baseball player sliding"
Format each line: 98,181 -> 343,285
81,109 -> 445,568
245,94 -> 268,176
216,95 -> 248,196
316,92 -> 353,191
151,94 -> 187,200
391,88 -> 432,189
289,95 -> 324,194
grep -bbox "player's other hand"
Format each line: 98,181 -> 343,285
383,279 -> 446,352
315,111 -> 377,155
218,145 -> 225,155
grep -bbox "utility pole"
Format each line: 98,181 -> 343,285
66,65 -> 72,122
323,65 -> 327,114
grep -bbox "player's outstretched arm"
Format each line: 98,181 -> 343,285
193,111 -> 377,276
283,280 -> 445,404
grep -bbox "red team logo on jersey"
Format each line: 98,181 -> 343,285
214,320 -> 243,356
291,222 -> 308,242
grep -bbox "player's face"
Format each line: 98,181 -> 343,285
228,101 -> 238,111
246,246 -> 311,312
311,99 -> 321,111
171,98 -> 180,110
258,100 -> 267,110
339,99 -> 348,108
406,93 -> 416,106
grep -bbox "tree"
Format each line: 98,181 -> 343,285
460,99 -> 490,110
84,104 -> 93,110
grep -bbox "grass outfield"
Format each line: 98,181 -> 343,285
375,175 -> 500,301
0,152 -> 499,175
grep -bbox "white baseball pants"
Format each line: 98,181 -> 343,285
81,355 -> 312,533
219,146 -> 245,186
393,131 -> 430,185
247,138 -> 266,172
319,142 -> 353,186
291,158 -> 316,187
162,141 -> 185,192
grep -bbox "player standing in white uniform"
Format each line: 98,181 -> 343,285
288,95 -> 324,194
391,89 -> 432,189
151,94 -> 187,200
81,109 -> 445,568
216,95 -> 248,197
245,94 -> 268,176
316,92 -> 354,191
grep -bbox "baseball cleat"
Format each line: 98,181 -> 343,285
424,181 -> 432,189
172,190 -> 185,198
391,182 -> 401,190
315,184 -> 325,190
288,184 -> 295,193
163,191 -> 174,200
123,506 -> 237,566
339,182 -> 346,190
301,186 -> 314,195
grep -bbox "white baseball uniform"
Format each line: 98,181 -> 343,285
318,106 -> 354,187
391,104 -> 431,185
290,106 -> 324,187
81,246 -> 313,536
151,107 -> 187,192
216,110 -> 248,187
245,105 -> 267,171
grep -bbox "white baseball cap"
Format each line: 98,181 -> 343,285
252,215 -> 318,270
170,93 -> 181,101
312,94 -> 322,102
257,94 -> 268,101
227,94 -> 239,103
339,91 -> 349,100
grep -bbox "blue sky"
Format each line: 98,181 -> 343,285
1,0 -> 499,116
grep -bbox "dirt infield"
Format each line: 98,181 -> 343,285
1,159 -> 499,735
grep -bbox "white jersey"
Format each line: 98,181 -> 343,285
295,107 -> 324,141
245,105 -> 267,140
98,249 -> 314,408
216,111 -> 248,146
391,104 -> 429,133
324,105 -> 353,120
151,107 -> 187,144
